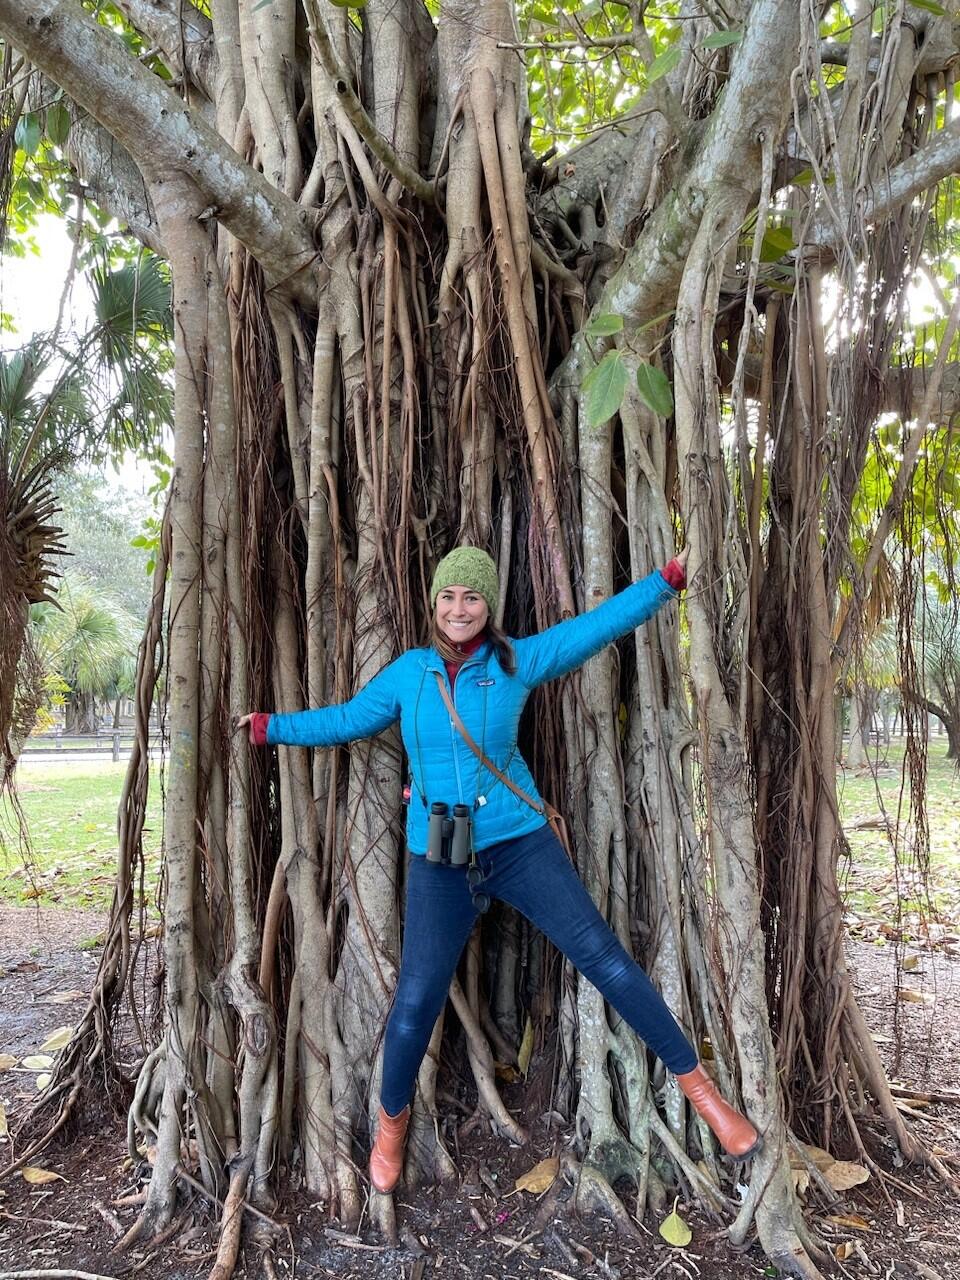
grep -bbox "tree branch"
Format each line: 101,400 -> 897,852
0,0 -> 316,299
115,0 -> 216,100
303,0 -> 435,203
596,0 -> 802,327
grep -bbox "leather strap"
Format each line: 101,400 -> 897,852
433,671 -> 554,819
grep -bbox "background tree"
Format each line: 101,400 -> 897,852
1,4 -> 960,1278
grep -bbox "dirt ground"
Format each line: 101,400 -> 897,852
1,904 -> 958,1280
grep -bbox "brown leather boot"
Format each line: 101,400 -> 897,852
676,1065 -> 761,1158
369,1104 -> 410,1193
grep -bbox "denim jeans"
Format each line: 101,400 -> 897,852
380,823 -> 698,1115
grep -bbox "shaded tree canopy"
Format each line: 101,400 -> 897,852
2,3 -> 960,1278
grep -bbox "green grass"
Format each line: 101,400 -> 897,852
838,737 -> 960,947
0,761 -> 163,912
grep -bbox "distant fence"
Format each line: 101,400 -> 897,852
21,730 -> 148,762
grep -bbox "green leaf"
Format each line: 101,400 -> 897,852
328,0 -> 367,7
252,0 -> 273,8
659,1201 -> 693,1248
15,113 -> 42,157
639,309 -> 675,332
636,363 -> 674,417
582,350 -> 628,426
908,0 -> 946,14
759,224 -> 795,262
702,29 -> 743,49
586,313 -> 624,338
646,45 -> 682,84
45,102 -> 71,148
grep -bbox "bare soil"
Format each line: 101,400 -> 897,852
1,905 -> 958,1280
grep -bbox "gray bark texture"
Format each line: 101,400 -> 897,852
4,2 -> 959,1275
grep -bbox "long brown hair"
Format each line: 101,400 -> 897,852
430,617 -> 516,676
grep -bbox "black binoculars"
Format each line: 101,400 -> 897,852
426,801 -> 472,865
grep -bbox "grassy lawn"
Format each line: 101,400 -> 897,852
0,760 -> 163,914
838,737 -> 960,948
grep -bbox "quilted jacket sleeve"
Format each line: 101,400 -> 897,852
266,655 -> 403,748
513,570 -> 677,689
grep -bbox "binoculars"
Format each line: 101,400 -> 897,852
426,801 -> 472,865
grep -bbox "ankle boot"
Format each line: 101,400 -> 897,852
369,1104 -> 410,1193
676,1065 -> 761,1158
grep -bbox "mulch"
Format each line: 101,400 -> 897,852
1,905 -> 958,1279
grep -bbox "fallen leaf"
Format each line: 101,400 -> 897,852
827,1213 -> 872,1231
791,1168 -> 810,1196
20,1055 -> 54,1070
824,1161 -> 870,1191
659,1199 -> 692,1248
517,1017 -> 533,1078
0,1101 -> 7,1138
789,1142 -> 834,1172
0,1054 -> 17,1070
44,991 -> 85,1005
515,1157 -> 558,1195
902,955 -> 920,971
835,1241 -> 856,1261
40,1026 -> 73,1053
898,988 -> 933,1005
22,1166 -> 65,1184
494,1064 -> 519,1083
36,1073 -> 51,1090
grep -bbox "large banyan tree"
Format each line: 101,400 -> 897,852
3,1 -> 960,1275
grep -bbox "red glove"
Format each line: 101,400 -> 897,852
249,713 -> 271,746
661,558 -> 686,591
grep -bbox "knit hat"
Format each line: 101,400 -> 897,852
430,547 -> 499,617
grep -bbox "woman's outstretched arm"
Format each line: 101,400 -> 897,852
513,551 -> 687,689
236,654 -> 404,748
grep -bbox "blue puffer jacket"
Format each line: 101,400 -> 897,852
267,570 -> 677,855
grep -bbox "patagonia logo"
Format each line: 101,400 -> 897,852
476,678 -> 495,687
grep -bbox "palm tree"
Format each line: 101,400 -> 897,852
1,252 -> 171,772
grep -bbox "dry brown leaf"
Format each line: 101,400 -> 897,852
834,1241 -> 856,1261
824,1160 -> 870,1191
22,1166 -> 65,1184
44,990 -> 85,1005
495,1064 -> 520,1083
902,955 -> 920,971
791,1168 -> 810,1196
0,1101 -> 7,1139
898,988 -> 933,1005
789,1141 -> 834,1172
515,1156 -> 558,1194
0,1053 -> 17,1071
826,1213 -> 872,1231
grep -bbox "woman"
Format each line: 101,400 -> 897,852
239,547 -> 759,1194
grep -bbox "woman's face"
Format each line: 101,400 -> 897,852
435,585 -> 489,644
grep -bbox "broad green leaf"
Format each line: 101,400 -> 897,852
46,102 -> 71,148
702,30 -> 743,49
585,313 -> 624,337
636,362 -> 674,417
36,1072 -> 51,1091
518,1016 -> 534,1076
329,0 -> 367,7
647,46 -> 682,84
582,350 -> 628,426
639,309 -> 675,332
659,1201 -> 693,1247
15,113 -> 42,157
907,0 -> 946,14
759,225 -> 795,262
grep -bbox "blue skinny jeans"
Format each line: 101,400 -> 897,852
380,823 -> 698,1115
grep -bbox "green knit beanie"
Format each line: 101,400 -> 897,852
430,547 -> 499,617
